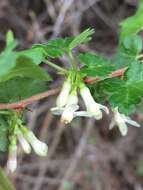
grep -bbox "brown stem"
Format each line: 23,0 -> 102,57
84,67 -> 127,84
0,88 -> 59,110
0,67 -> 127,110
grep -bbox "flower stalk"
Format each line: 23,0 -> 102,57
44,60 -> 67,74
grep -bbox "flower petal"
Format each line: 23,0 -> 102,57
80,85 -> 108,120
32,140 -> 48,157
61,104 -> 79,124
56,79 -> 71,107
74,111 -> 93,117
109,119 -> 116,130
99,105 -> 109,114
123,116 -> 140,127
7,153 -> 17,173
118,122 -> 128,136
17,131 -> 31,154
50,107 -> 64,115
7,144 -> 17,172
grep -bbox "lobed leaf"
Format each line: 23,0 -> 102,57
79,52 -> 114,77
102,61 -> 143,114
120,0 -> 143,40
113,34 -> 142,69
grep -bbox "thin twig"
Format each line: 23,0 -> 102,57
84,67 -> 127,84
51,0 -> 74,38
0,88 -> 59,110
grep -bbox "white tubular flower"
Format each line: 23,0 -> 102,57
51,108 -> 93,122
61,104 -> 79,124
51,90 -> 79,124
110,107 -> 140,136
21,127 -> 48,157
56,78 -> 71,107
80,84 -> 109,120
61,90 -> 79,124
7,138 -> 17,173
17,129 -> 31,154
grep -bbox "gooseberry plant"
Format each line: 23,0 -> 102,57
0,1 -> 143,173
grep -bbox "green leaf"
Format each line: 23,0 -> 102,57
0,31 -> 18,77
113,51 -> 133,69
33,29 -> 94,58
6,30 -> 18,50
0,48 -> 17,77
6,31 -> 14,46
120,0 -> 143,40
32,44 -> 64,58
113,35 -> 142,69
18,47 -> 46,65
0,136 -> 8,152
102,61 -> 143,114
0,56 -> 51,82
79,53 -> 114,77
47,37 -> 73,50
0,117 -> 9,152
69,28 -> 94,50
34,37 -> 73,58
45,45 -> 65,58
0,78 -> 47,103
123,35 -> 142,56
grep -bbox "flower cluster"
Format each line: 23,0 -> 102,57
51,78 -> 140,136
51,78 -> 109,124
7,123 -> 48,172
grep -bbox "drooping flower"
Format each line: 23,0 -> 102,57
21,127 -> 48,156
61,90 -> 79,124
109,107 -> 140,136
80,84 -> 109,120
7,136 -> 17,172
52,90 -> 79,124
56,78 -> 72,108
51,107 -> 95,122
